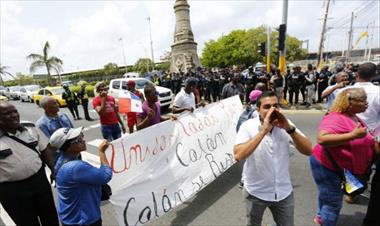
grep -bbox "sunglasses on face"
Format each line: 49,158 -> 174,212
261,104 -> 280,110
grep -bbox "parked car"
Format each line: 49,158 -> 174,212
33,86 -> 67,107
0,86 -> 6,96
4,86 -> 22,100
0,95 -> 8,102
19,85 -> 41,103
109,78 -> 174,108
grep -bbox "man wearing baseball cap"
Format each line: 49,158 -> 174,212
236,90 -> 262,132
50,127 -> 112,226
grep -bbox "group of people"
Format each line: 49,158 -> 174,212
0,100 -> 112,226
61,83 -> 94,121
0,61 -> 379,226
154,62 -> 380,110
233,62 -> 380,226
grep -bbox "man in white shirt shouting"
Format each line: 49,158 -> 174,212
234,91 -> 312,226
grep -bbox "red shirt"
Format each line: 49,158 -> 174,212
92,96 -> 119,125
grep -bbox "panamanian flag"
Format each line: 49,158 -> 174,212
118,91 -> 143,113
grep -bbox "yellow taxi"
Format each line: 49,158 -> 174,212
33,86 -> 67,107
0,95 -> 8,102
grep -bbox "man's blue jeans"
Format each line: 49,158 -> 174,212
101,123 -> 121,141
310,155 -> 343,226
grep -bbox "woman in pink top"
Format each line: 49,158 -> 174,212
310,87 -> 380,226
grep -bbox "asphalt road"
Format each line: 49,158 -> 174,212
1,100 -> 369,226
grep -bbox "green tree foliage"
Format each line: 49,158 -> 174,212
27,41 -> 63,86
0,64 -> 15,86
103,62 -> 120,76
155,61 -> 170,72
201,26 -> 307,68
133,58 -> 154,75
15,73 -> 34,85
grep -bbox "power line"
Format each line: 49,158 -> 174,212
328,0 -> 377,28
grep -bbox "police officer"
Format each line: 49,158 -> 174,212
0,102 -> 59,226
288,66 -> 302,105
77,83 -> 93,121
304,64 -> 316,107
62,84 -> 81,120
317,66 -> 332,103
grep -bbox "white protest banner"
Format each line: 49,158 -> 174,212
106,95 -> 243,226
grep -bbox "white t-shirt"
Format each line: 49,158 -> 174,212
340,82 -> 380,131
173,88 -> 196,110
235,117 -> 305,202
324,84 -> 341,110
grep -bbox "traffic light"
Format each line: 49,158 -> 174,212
278,24 -> 286,51
258,42 -> 266,56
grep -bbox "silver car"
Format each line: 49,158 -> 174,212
109,78 -> 174,108
4,86 -> 21,100
19,85 -> 41,102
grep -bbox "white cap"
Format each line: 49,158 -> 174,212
49,127 -> 84,149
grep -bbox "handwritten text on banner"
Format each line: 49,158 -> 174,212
106,96 -> 243,226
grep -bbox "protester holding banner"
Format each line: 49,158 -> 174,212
50,127 -> 112,226
125,80 -> 144,134
309,88 -> 380,226
172,77 -> 198,114
137,84 -> 175,130
93,81 -> 126,141
234,91 -> 312,226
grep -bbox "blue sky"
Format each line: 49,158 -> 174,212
1,0 -> 379,77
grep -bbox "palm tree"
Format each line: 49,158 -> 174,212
27,41 -> 63,86
0,64 -> 15,86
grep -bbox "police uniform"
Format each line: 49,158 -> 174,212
0,123 -> 59,226
62,89 -> 80,120
77,87 -> 93,121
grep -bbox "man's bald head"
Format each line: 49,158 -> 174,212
40,96 -> 60,116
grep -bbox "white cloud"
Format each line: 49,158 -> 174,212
0,0 -> 379,76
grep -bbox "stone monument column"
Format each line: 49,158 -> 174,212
170,0 -> 201,73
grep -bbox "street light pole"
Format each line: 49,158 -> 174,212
278,0 -> 288,75
266,26 -> 271,73
119,37 -> 127,73
147,17 -> 155,70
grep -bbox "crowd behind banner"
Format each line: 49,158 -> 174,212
0,61 -> 379,226
151,62 -> 380,107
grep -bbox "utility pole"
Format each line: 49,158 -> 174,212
346,12 -> 354,63
301,40 -> 309,53
364,23 -> 370,60
147,17 -> 155,71
119,38 -> 127,73
367,20 -> 375,61
317,0 -> 331,68
278,0 -> 288,75
266,26 -> 271,73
